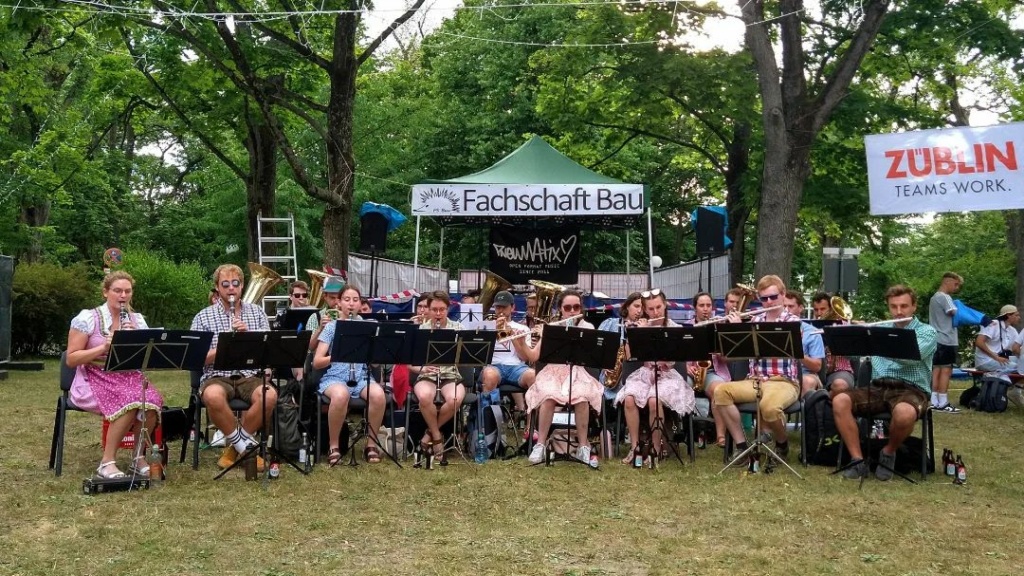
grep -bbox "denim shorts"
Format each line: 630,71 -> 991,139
494,363 -> 530,388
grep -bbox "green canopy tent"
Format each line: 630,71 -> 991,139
410,135 -> 652,286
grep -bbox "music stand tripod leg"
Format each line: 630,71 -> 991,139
648,368 -> 685,468
718,377 -> 803,478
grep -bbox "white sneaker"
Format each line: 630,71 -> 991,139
528,443 -> 545,464
577,445 -> 592,464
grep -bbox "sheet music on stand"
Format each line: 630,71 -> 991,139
104,329 -> 212,373
714,322 -> 804,362
823,325 -> 921,360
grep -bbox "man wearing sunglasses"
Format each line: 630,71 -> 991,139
191,264 -> 274,471
274,280 -> 311,379
713,274 -> 803,460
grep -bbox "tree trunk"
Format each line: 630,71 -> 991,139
321,12 -> 359,273
17,203 -> 50,263
725,122 -> 751,286
1006,210 -> 1024,312
243,108 -> 278,262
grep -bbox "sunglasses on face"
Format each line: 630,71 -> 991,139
641,289 -> 662,299
562,304 -> 582,312
219,279 -> 242,288
759,292 -> 780,302
292,292 -> 308,298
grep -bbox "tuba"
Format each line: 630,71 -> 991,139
305,269 -> 332,310
477,269 -> 513,314
735,283 -> 758,312
242,262 -> 284,305
529,279 -> 565,323
820,295 -> 853,321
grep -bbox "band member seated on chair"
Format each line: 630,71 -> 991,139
686,291 -> 731,448
66,271 -> 164,479
713,275 -> 802,460
480,290 -> 535,413
191,264 -> 275,471
410,291 -> 464,459
312,285 -> 386,465
973,304 -> 1020,378
307,276 -> 346,350
811,291 -> 855,394
616,289 -> 695,463
781,291 -> 826,398
832,284 -> 937,480
520,290 -> 602,465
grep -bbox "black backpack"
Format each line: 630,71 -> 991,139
800,389 -> 850,466
970,376 -> 1010,413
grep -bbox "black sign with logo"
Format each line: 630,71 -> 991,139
489,226 -> 580,284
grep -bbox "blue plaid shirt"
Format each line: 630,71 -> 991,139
870,317 -> 937,394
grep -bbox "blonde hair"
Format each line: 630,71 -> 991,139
213,264 -> 244,283
102,270 -> 135,291
756,274 -> 786,295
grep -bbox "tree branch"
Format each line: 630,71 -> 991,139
583,120 -> 725,173
358,0 -> 428,66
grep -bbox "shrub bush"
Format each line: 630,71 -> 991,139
121,250 -> 210,330
12,262 -> 96,356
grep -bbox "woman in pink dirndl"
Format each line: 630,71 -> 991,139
522,291 -> 603,465
66,271 -> 163,479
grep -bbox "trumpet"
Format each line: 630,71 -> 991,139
694,305 -> 785,325
496,313 -> 583,344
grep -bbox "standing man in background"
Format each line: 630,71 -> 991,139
930,272 -> 963,413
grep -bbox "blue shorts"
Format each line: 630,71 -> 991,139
320,378 -> 369,399
493,363 -> 530,388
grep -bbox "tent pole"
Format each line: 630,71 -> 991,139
625,229 -> 631,288
413,216 -> 421,288
646,207 -> 655,289
438,226 -> 445,273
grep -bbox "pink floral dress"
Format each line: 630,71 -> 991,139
69,307 -> 163,421
524,320 -> 604,413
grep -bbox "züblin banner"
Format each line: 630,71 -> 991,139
411,183 -> 644,216
489,226 -> 580,284
865,122 -> 1024,216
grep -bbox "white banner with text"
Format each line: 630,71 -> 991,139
865,123 -> 1024,215
411,183 -> 644,217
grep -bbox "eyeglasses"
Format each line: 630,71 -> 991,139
759,292 -> 780,302
641,289 -> 662,299
562,304 -> 582,312
219,279 -> 241,288
292,292 -> 308,298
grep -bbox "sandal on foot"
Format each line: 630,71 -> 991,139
96,461 -> 126,479
715,436 -> 727,448
621,445 -> 639,465
364,446 -> 381,464
129,456 -> 150,476
327,447 -> 343,467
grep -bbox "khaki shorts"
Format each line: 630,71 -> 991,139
200,375 -> 266,402
713,376 -> 798,423
839,378 -> 929,418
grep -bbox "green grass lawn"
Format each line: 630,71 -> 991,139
3,359 -> 1024,575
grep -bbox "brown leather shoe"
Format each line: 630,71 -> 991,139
217,446 -> 238,469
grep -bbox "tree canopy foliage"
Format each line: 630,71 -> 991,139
1,0 -> 1023,317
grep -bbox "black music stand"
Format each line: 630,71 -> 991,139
454,330 -> 497,463
330,321 -> 419,468
714,322 -> 804,478
626,325 -> 715,467
280,307 -> 319,331
97,330 -> 212,489
212,331 -> 311,482
823,325 -> 921,486
535,325 -> 618,467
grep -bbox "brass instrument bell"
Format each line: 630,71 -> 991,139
477,269 -> 513,314
528,279 -> 566,323
305,269 -> 332,310
821,295 -> 853,321
243,262 -> 284,305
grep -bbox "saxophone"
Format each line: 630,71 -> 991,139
692,361 -> 711,393
605,344 -> 627,389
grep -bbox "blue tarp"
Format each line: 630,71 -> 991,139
360,202 -> 407,232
